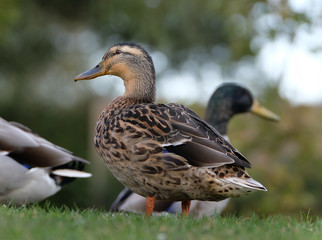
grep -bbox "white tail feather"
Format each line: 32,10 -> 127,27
51,169 -> 92,178
225,177 -> 267,191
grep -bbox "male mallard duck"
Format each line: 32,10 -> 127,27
0,117 -> 92,205
75,42 -> 267,216
110,82 -> 279,217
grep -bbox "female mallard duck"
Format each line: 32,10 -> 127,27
0,117 -> 92,205
110,82 -> 279,217
75,42 -> 267,216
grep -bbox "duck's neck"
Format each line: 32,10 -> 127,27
123,77 -> 156,103
204,101 -> 233,136
103,76 -> 155,117
118,63 -> 156,104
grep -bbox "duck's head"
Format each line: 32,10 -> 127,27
75,42 -> 156,102
205,82 -> 280,124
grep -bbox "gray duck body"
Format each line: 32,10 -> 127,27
0,117 -> 91,204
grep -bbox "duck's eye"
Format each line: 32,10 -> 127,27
115,50 -> 121,55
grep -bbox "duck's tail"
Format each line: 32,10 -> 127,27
51,169 -> 92,178
50,159 -> 92,186
225,177 -> 267,192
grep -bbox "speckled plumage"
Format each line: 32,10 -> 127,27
110,83 -> 279,216
95,99 -> 260,201
75,42 -> 266,213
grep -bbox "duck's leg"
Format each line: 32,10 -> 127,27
145,196 -> 156,216
181,200 -> 191,216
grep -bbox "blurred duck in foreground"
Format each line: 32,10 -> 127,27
0,117 -> 92,205
75,42 -> 270,216
110,82 -> 279,217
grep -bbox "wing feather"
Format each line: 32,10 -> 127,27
119,103 -> 251,168
0,117 -> 89,167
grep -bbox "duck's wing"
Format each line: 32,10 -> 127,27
0,117 -> 89,168
119,104 -> 251,169
110,188 -> 174,213
166,103 -> 251,168
110,188 -> 135,211
0,118 -> 39,152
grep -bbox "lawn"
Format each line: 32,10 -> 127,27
0,205 -> 321,240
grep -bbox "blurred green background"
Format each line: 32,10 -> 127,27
1,0 -> 321,216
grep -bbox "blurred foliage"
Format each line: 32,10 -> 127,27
0,0 -> 321,216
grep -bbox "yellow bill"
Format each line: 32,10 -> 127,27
250,100 -> 280,121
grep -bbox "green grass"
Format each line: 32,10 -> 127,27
0,205 -> 321,240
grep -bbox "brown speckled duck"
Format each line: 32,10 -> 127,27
75,42 -> 267,216
110,82 -> 279,217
